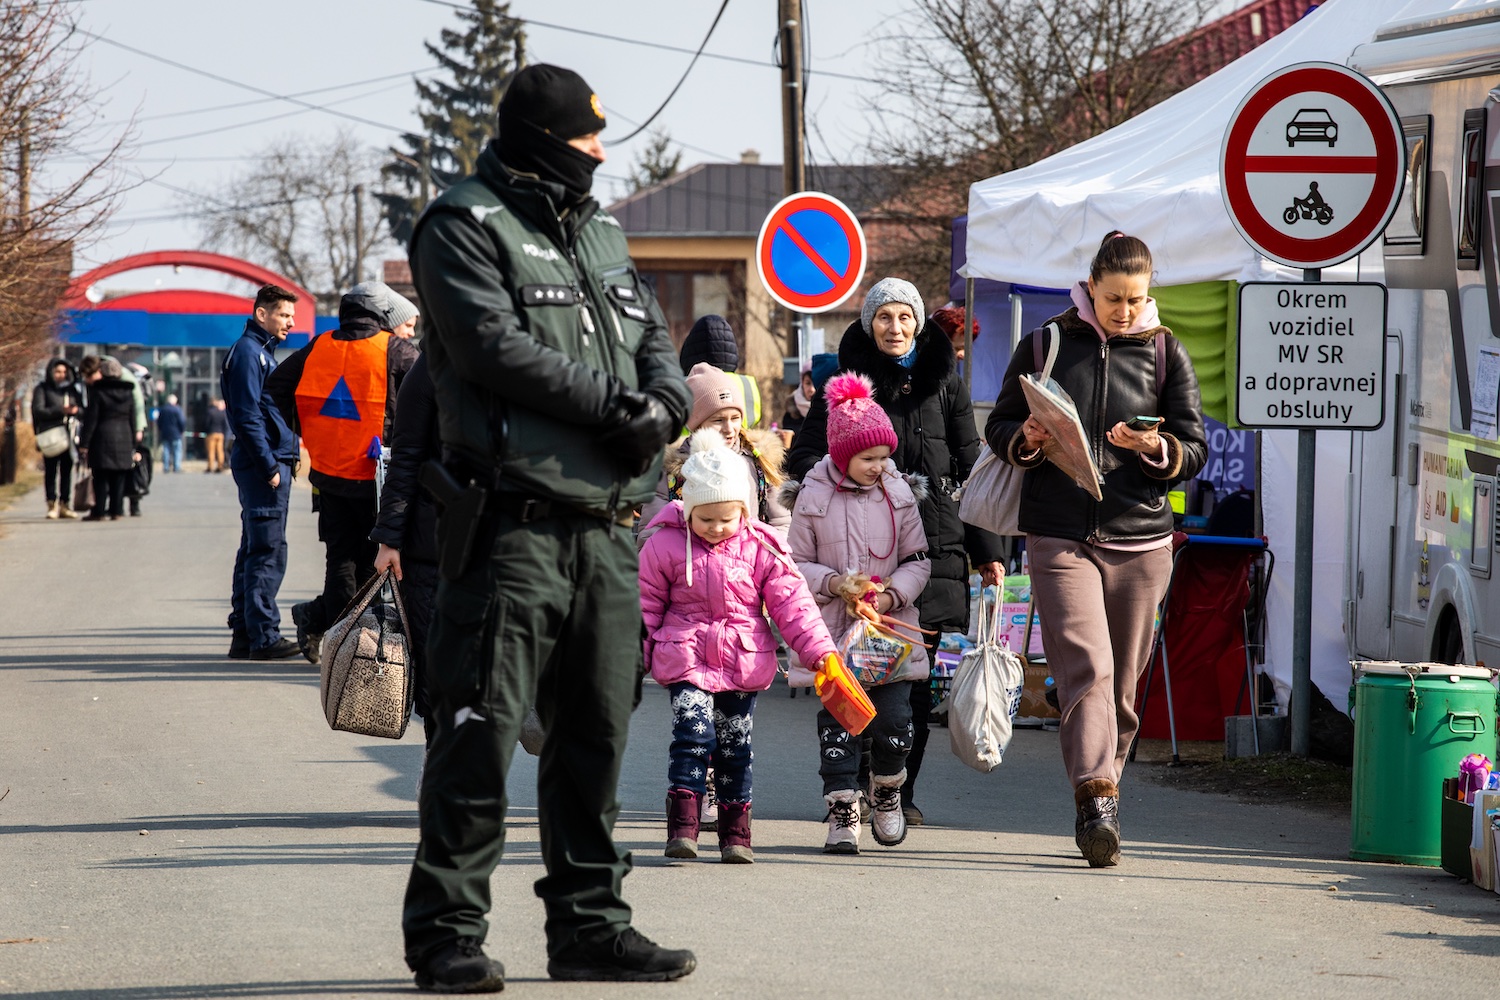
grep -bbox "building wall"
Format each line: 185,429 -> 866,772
629,235 -> 793,424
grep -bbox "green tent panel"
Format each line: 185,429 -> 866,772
1152,280 -> 1238,427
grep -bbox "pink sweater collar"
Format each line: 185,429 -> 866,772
1071,281 -> 1160,341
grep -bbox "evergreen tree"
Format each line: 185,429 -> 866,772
379,0 -> 526,245
628,129 -> 682,193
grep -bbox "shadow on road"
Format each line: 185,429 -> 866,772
0,980 -> 416,999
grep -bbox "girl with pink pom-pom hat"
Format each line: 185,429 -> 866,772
783,371 -> 932,855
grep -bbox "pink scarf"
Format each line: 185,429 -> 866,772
1071,281 -> 1160,341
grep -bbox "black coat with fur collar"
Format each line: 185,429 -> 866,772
789,319 -> 1005,632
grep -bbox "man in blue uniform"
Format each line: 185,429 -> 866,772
222,284 -> 303,660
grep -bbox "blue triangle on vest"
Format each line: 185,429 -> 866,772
319,376 -> 360,421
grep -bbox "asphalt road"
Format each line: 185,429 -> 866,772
1,465 -> 1497,999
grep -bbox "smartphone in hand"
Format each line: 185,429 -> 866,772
1125,415 -> 1163,431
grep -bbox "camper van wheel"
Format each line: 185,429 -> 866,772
1432,609 -> 1464,665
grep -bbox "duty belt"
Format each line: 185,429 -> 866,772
490,491 -> 635,528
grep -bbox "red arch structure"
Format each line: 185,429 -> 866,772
61,250 -> 316,334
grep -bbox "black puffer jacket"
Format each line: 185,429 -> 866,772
80,377 -> 138,472
370,353 -> 440,566
31,359 -> 81,434
985,307 -> 1207,543
789,319 -> 1005,632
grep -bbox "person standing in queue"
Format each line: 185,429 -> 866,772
204,398 -> 229,473
268,281 -> 420,664
221,284 -> 303,661
31,358 -> 82,519
401,64 -> 695,993
985,231 -> 1206,867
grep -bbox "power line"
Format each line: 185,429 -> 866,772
78,30 -> 414,134
603,0 -> 731,147
115,67 -> 442,127
413,0 -> 866,82
602,105 -> 733,163
72,80 -> 413,157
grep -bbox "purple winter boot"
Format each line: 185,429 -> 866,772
665,787 -> 701,859
718,801 -> 753,864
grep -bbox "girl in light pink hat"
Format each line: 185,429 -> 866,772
783,372 -> 931,855
638,362 -> 790,547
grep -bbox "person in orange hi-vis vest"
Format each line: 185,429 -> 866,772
268,281 -> 421,664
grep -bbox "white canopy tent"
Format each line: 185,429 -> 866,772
964,0 -> 1415,287
963,0 -> 1426,717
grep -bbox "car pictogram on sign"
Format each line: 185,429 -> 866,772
1286,108 -> 1338,147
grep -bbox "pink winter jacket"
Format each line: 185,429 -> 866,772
639,501 -> 837,693
785,456 -> 933,684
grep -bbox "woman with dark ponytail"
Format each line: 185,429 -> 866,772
984,232 -> 1206,868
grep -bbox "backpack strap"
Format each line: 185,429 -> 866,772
1032,322 -> 1061,381
1154,332 -> 1167,401
1034,321 -> 1164,399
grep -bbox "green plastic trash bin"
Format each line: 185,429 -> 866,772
1350,661 -> 1499,864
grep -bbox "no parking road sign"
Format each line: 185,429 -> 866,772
1220,62 -> 1405,269
756,192 -> 867,313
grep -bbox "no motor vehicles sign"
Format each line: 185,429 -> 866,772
1220,62 -> 1405,269
1236,281 -> 1387,430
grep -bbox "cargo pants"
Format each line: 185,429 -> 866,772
228,462 -> 292,648
402,507 -> 643,969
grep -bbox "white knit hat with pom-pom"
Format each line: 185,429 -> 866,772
679,428 -> 755,521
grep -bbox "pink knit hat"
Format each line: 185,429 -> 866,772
824,372 -> 897,471
685,362 -> 744,430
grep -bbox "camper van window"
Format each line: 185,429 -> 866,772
1456,109 -> 1485,269
1385,116 -> 1430,255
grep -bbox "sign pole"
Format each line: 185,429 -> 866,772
1220,61 -> 1404,758
1291,270 -> 1319,756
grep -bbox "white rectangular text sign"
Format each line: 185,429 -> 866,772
1235,281 -> 1387,430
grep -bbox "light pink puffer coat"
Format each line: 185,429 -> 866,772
784,456 -> 933,684
639,500 -> 837,693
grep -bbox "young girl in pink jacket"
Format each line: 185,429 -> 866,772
785,373 -> 931,855
638,430 -> 837,864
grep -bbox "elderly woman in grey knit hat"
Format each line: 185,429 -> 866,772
788,277 -> 1006,824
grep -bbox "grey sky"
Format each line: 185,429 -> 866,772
65,0 -> 910,289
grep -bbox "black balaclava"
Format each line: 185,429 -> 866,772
497,64 -> 607,206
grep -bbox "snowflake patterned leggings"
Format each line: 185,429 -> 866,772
667,683 -> 757,803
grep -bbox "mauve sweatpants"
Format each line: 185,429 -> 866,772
1027,535 -> 1173,789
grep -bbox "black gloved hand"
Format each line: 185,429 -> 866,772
600,388 -> 678,478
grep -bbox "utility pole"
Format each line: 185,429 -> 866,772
17,107 -> 31,225
778,0 -> 806,200
419,137 -> 432,212
352,183 -> 365,286
778,0 -> 807,361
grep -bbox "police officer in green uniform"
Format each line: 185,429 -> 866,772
400,65 -> 695,993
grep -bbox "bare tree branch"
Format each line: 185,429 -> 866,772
859,0 -> 1213,299
0,1 -> 133,387
195,129 -> 391,313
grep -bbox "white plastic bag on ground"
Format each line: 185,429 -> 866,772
949,594 -> 1025,772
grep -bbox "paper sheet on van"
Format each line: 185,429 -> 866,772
1472,345 -> 1500,440
1019,373 -> 1104,501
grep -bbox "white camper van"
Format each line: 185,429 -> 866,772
1344,3 -> 1500,665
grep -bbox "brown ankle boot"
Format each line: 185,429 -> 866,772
665,788 -> 700,859
1074,778 -> 1121,868
718,801 -> 752,863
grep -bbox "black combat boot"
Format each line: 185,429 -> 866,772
1074,778 -> 1121,868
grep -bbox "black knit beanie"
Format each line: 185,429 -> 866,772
496,64 -> 606,205
498,64 -> 606,142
